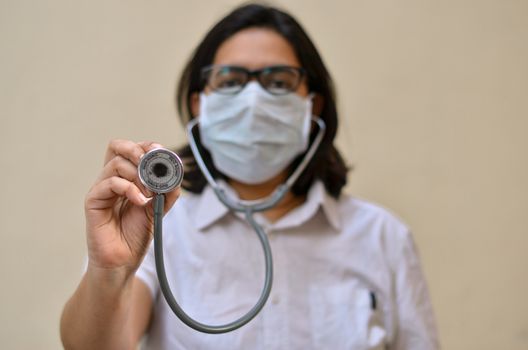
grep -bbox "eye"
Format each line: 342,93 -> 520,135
261,69 -> 298,94
268,79 -> 289,88
216,77 -> 244,88
210,68 -> 247,93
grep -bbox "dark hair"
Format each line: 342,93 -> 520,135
176,3 -> 348,198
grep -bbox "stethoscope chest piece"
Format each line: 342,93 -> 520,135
138,148 -> 184,194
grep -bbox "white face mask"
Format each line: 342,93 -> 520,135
199,82 -> 313,184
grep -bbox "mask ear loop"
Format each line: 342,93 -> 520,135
300,93 -> 315,147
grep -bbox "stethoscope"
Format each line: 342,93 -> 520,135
138,116 -> 326,334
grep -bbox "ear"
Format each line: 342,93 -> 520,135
190,92 -> 200,118
312,93 -> 324,116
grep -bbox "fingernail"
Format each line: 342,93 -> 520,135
139,193 -> 151,204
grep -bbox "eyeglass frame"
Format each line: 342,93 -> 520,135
200,64 -> 306,95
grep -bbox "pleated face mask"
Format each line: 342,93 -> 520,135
199,82 -> 313,184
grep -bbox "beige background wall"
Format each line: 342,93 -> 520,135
1,0 -> 527,349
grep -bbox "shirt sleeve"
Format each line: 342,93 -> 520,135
135,240 -> 159,300
390,231 -> 440,350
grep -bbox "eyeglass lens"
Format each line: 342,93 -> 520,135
205,66 -> 302,95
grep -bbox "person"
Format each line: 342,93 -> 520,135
60,3 -> 439,349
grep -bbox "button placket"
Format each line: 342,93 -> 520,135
267,228 -> 291,349
266,227 -> 280,306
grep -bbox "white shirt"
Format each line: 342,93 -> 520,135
136,181 -> 439,350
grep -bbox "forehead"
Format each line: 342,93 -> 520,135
213,27 -> 301,69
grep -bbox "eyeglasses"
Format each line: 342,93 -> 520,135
201,65 -> 306,95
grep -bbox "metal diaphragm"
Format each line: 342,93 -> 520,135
138,148 -> 183,194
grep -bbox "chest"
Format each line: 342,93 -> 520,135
146,215 -> 395,349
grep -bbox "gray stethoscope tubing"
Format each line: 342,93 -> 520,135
152,194 -> 273,334
149,116 -> 326,334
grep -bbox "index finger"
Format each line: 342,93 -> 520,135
103,140 -> 163,166
137,141 -> 164,154
104,139 -> 145,166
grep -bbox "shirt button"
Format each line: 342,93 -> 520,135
272,295 -> 280,305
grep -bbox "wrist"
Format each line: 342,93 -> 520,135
85,263 -> 136,292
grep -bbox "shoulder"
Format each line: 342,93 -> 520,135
337,193 -> 410,235
335,193 -> 416,265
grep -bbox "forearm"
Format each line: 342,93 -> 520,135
60,265 -> 137,350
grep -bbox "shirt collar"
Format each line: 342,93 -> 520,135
270,181 -> 342,231
193,180 -> 341,232
193,182 -> 231,230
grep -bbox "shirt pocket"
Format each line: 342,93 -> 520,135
309,282 -> 387,350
